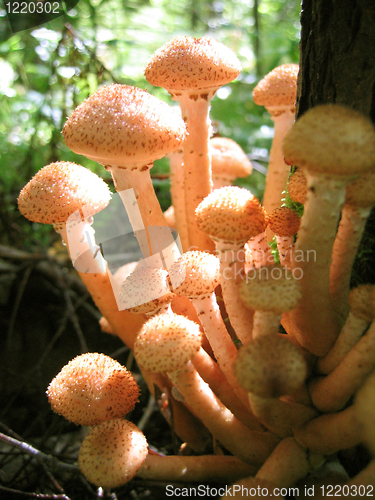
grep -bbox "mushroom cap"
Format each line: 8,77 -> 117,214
211,137 -> 252,181
119,266 -> 174,314
195,186 -> 268,245
46,353 -> 139,426
283,104 -> 375,176
78,418 -> 148,488
253,63 -> 299,109
18,162 -> 111,224
239,264 -> 302,314
144,36 -> 241,92
63,84 -> 186,168
234,335 -> 308,397
134,313 -> 202,372
354,371 -> 375,455
348,284 -> 375,322
268,207 -> 301,237
288,169 -> 307,205
169,251 -> 220,299
345,172 -> 375,208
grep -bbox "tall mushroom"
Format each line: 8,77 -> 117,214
253,63 -> 299,238
63,84 -> 186,258
283,104 -> 375,356
145,36 -> 241,251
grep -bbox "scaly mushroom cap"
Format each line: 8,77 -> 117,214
283,104 -> 375,176
354,370 -> 375,455
145,36 -> 241,94
78,418 -> 148,488
63,84 -> 186,168
239,264 -> 302,314
288,169 -> 307,205
253,64 -> 299,111
268,207 -> 300,237
210,137 -> 252,181
169,251 -> 220,299
348,284 -> 375,323
134,313 -> 202,372
234,335 -> 308,397
18,162 -> 111,224
47,353 -> 139,426
119,266 -> 174,314
195,186 -> 268,245
345,172 -> 375,208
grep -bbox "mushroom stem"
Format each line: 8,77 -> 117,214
178,92 -> 215,251
255,437 -> 321,488
309,319 -> 375,412
168,149 -> 189,251
288,173 -> 346,356
138,453 -> 257,483
169,361 -> 279,466
329,204 -> 371,319
293,405 -> 362,455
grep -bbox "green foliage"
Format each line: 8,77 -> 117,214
0,0 -> 300,248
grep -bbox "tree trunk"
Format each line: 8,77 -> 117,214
297,0 -> 375,286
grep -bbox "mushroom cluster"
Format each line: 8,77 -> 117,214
18,35 -> 375,493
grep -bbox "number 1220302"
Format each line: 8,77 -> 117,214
320,484 -> 373,497
5,2 -> 61,14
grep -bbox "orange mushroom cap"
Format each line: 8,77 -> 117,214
253,64 -> 299,112
145,36 -> 241,94
18,161 -> 111,224
47,353 -> 139,426
78,418 -> 148,488
134,313 -> 202,373
288,169 -> 307,205
63,84 -> 186,168
210,137 -> 252,181
268,207 -> 300,237
195,186 -> 268,245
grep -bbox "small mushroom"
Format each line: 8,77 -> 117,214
267,207 -> 301,268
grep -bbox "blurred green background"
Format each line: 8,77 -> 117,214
0,0 -> 300,250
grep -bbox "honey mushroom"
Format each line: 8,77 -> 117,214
145,35 -> 241,251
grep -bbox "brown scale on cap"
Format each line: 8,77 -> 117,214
78,418 -> 148,488
134,313 -> 202,373
18,161 -> 111,224
145,36 -> 241,96
283,104 -> 375,176
63,84 -> 186,169
234,335 -> 308,398
195,186 -> 267,245
170,251 -> 220,299
253,63 -> 298,115
288,169 -> 307,205
239,264 -> 302,315
47,353 -> 139,426
268,207 -> 300,238
119,266 -> 174,314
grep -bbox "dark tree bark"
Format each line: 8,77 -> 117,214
296,0 -> 375,286
297,0 -> 375,120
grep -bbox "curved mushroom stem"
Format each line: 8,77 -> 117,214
139,453 -> 257,483
168,361 -> 280,466
216,243 -> 254,345
293,405 -> 362,455
256,436 -> 322,488
192,292 -> 250,407
329,204 -> 372,319
309,320 -> 375,412
168,149 -> 189,251
287,173 -> 346,356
